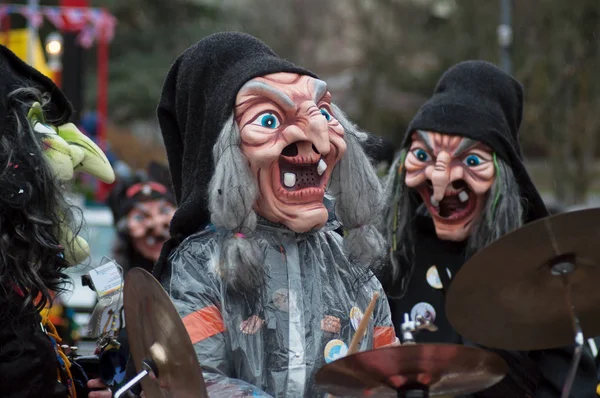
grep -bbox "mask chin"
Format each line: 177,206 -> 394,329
56,225 -> 90,265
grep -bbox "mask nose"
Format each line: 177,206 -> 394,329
431,152 -> 451,202
280,142 -> 322,156
305,110 -> 331,156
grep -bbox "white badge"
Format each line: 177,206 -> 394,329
88,260 -> 124,298
426,266 -> 452,289
411,302 -> 436,323
350,306 -> 364,331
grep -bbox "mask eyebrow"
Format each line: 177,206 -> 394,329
237,81 -> 295,111
132,203 -> 151,216
453,138 -> 480,156
414,130 -> 435,153
312,79 -> 328,103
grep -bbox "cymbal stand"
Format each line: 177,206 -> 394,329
550,254 -> 584,398
400,313 -> 438,345
114,360 -> 157,398
396,314 -> 439,397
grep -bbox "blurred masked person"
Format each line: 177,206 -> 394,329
108,164 -> 176,273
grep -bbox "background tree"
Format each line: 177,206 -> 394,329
88,0 -> 222,123
85,0 -> 600,205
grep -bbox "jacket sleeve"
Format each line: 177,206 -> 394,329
164,236 -> 273,398
370,279 -> 400,348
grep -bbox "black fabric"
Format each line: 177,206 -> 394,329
154,31 -> 316,279
387,214 -> 540,397
147,161 -> 173,194
403,60 -> 547,222
530,346 -> 598,398
388,216 -> 598,397
389,215 -> 465,344
0,45 -> 72,129
0,291 -> 69,398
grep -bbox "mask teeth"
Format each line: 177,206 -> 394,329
430,196 -> 439,207
317,159 -> 327,176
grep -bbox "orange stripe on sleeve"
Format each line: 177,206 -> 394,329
374,326 -> 397,348
182,305 -> 226,344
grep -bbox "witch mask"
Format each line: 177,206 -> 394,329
125,183 -> 176,262
235,73 -> 346,233
405,131 -> 496,241
28,102 -> 115,264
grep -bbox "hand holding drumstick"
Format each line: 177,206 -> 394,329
326,292 -> 388,398
347,292 -> 380,355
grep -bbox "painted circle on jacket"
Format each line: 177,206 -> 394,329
324,339 -> 349,364
272,288 -> 289,312
410,302 -> 436,323
350,306 -> 364,331
426,266 -> 452,289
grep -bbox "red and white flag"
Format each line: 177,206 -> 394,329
43,8 -> 65,30
18,6 -> 43,28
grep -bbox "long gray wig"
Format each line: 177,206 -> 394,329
207,105 -> 386,294
382,149 -> 524,297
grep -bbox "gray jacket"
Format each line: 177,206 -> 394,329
164,220 -> 396,397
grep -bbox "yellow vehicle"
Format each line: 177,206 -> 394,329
0,28 -> 53,79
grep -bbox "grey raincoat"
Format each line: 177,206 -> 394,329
164,218 -> 396,397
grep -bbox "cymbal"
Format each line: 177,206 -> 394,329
124,268 -> 207,398
315,344 -> 507,396
446,207 -> 600,351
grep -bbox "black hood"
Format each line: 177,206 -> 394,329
404,60 -> 548,222
157,31 -> 316,240
0,45 -> 72,129
154,32 -> 316,280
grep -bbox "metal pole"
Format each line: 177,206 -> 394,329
26,0 -> 39,65
498,0 -> 513,75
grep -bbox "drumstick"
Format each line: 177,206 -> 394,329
325,292 -> 380,398
347,292 -> 380,355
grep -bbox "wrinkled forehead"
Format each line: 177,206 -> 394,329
235,72 -> 329,106
410,130 -> 491,155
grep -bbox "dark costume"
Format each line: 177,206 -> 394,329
384,61 -> 597,397
107,163 -> 176,273
153,32 -> 394,397
0,45 -> 114,397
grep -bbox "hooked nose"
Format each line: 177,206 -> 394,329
282,110 -> 331,157
305,110 -> 331,155
430,152 -> 451,202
